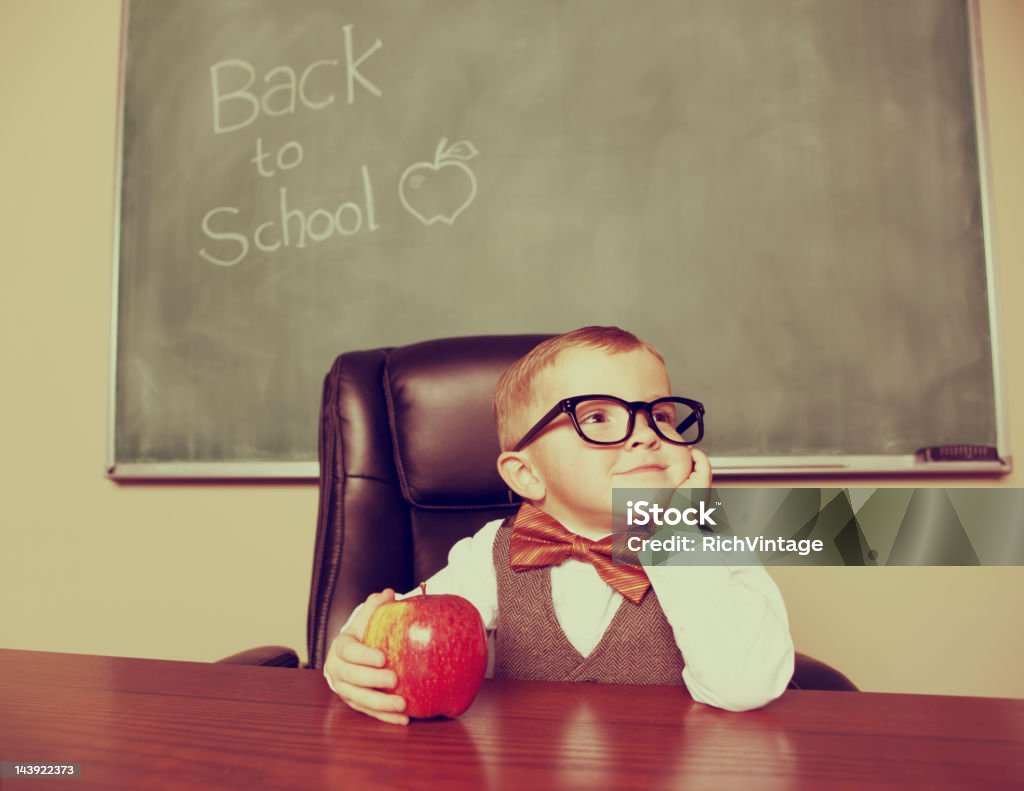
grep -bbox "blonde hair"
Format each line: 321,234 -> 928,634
493,326 -> 665,451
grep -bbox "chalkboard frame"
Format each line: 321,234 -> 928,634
106,0 -> 1011,480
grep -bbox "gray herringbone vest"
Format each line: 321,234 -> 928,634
492,518 -> 685,685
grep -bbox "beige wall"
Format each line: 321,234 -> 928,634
2,0 -> 1021,698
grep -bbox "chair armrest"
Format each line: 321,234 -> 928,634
790,651 -> 858,691
217,646 -> 300,668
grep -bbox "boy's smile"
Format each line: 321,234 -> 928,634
617,463 -> 669,475
514,346 -> 695,537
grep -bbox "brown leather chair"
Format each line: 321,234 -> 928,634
226,334 -> 857,692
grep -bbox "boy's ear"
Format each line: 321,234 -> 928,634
496,451 -> 545,502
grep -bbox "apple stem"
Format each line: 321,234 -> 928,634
434,137 -> 448,164
420,581 -> 427,596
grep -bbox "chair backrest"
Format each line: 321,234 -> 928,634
307,334 -> 551,669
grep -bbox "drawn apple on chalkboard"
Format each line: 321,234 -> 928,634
399,138 -> 479,226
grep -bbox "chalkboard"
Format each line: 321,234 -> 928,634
110,0 -> 1009,478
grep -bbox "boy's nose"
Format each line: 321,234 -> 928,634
628,412 -> 661,447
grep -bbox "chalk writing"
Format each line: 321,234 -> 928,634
251,138 -> 304,178
198,24 -> 478,266
209,25 -> 382,134
198,166 -> 378,266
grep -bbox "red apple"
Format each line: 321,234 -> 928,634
363,583 -> 487,719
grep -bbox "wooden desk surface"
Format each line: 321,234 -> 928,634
1,649 -> 1023,790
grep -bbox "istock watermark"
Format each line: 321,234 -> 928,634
611,488 -> 1024,567
624,498 -> 719,527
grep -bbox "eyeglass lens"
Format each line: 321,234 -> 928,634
572,398 -> 700,444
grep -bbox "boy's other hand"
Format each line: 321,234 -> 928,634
324,588 -> 409,726
678,448 -> 712,489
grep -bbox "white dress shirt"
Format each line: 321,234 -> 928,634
329,518 -> 795,712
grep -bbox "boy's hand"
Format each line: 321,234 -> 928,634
678,448 -> 712,489
324,588 -> 409,726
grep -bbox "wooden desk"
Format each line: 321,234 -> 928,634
1,649 -> 1022,790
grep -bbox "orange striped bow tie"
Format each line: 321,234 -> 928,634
508,503 -> 651,605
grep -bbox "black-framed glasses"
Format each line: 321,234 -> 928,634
512,394 -> 705,452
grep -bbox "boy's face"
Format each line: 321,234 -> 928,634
519,346 -> 694,531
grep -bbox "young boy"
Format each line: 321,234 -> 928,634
324,326 -> 794,724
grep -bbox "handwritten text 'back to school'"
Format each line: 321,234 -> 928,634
197,25 -> 480,267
